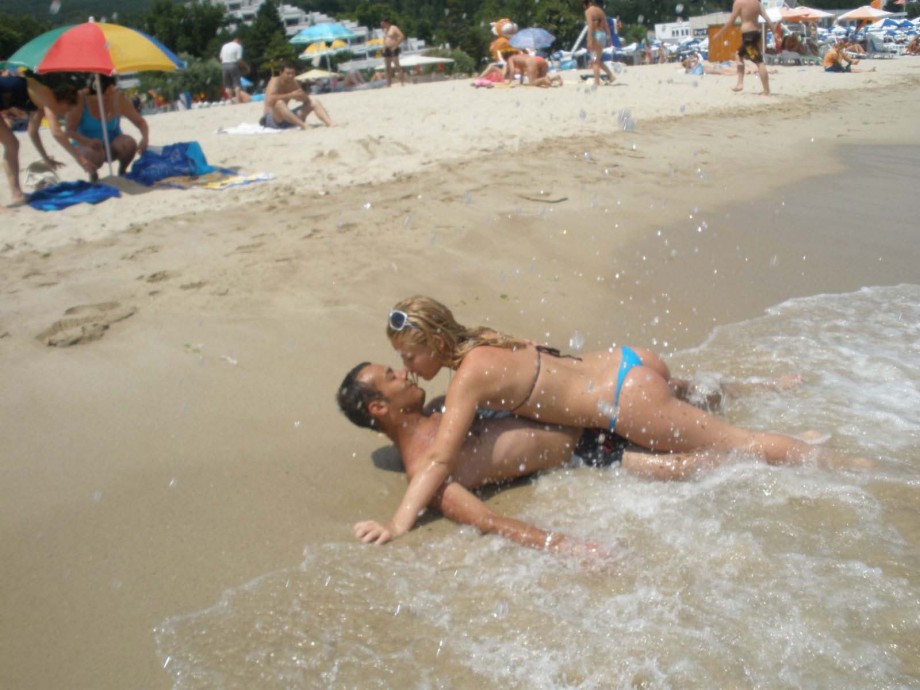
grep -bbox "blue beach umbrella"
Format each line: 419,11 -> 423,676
509,27 -> 556,51
290,23 -> 356,46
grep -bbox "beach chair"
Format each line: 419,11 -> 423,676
866,34 -> 896,58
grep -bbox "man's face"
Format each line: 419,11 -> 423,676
358,364 -> 425,415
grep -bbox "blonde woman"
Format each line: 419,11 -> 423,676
354,296 -> 859,546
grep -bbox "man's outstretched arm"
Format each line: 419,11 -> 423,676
435,482 -> 608,558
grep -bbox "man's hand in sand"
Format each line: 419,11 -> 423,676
354,519 -> 396,545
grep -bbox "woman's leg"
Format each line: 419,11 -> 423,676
615,367 -> 826,466
110,134 -> 137,175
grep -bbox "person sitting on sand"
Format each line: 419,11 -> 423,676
823,40 -> 875,73
504,53 -> 563,88
906,37 -> 920,56
261,62 -> 333,130
65,75 -> 150,178
352,296 -> 867,545
1,74 -> 93,206
339,362 -> 802,553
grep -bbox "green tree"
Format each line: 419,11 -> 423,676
138,54 -> 223,101
240,0 -> 289,78
143,0 -> 227,59
0,12 -> 50,59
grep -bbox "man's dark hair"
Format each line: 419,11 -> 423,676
337,362 -> 383,430
52,83 -> 78,106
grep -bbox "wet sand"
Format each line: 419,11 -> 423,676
1,66 -> 919,689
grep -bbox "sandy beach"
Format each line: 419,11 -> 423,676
2,60 -> 920,689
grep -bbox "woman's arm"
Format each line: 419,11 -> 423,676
355,369 -> 484,544
119,94 -> 148,153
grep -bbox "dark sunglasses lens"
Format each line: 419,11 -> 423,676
389,311 -> 407,330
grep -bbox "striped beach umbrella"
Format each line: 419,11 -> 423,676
7,21 -> 185,75
8,21 -> 185,175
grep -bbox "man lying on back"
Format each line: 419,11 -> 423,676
337,362 -> 715,557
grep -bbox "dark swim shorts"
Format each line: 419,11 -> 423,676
383,46 -> 400,58
575,428 -> 628,467
738,30 -> 764,64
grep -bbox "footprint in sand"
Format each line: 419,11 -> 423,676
36,302 -> 137,347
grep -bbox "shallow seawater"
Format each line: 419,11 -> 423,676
156,284 -> 920,690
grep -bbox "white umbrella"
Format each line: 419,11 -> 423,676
837,5 -> 894,22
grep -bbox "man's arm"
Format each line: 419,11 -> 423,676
436,482 -> 607,558
758,4 -> 774,32
28,82 -> 94,173
713,2 -> 741,41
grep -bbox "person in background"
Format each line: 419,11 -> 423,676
381,19 -> 407,87
583,0 -> 615,86
219,37 -> 245,104
65,75 -> 149,178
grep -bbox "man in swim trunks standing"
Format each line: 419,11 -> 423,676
713,0 -> 774,95
380,19 -> 407,87
583,0 -> 615,87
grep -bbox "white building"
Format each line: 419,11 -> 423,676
655,12 -> 732,41
208,0 -> 366,39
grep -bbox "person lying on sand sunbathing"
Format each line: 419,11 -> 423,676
681,55 -> 778,76
504,54 -> 563,88
338,362 -> 786,555
352,296 -> 867,546
261,61 -> 334,130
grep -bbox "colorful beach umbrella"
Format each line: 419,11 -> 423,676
8,21 -> 185,176
7,21 -> 185,75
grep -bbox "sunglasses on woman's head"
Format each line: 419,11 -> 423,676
388,310 -> 420,332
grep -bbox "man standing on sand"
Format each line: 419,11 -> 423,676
219,37 -> 245,104
380,19 -> 407,87
713,0 -> 774,95
583,0 -> 615,87
261,62 -> 333,130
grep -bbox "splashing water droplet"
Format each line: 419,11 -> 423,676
569,331 -> 585,352
363,202 -> 372,210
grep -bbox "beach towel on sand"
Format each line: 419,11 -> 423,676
125,142 -> 222,186
26,181 -> 120,211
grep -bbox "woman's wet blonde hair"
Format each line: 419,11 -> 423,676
387,296 -> 528,368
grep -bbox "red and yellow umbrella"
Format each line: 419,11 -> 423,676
7,21 -> 185,75
8,21 -> 184,175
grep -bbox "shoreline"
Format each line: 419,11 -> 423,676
1,64 -> 919,690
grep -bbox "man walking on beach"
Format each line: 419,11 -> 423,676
381,19 -> 407,87
261,62 -> 333,130
583,0 -> 615,87
713,0 -> 774,95
219,37 -> 245,104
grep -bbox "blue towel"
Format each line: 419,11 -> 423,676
27,181 -> 121,211
125,141 -> 218,186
